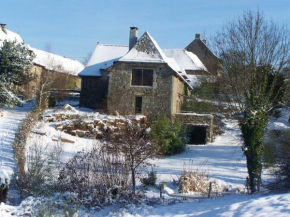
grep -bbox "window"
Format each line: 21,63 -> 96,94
135,97 -> 142,114
131,69 -> 153,86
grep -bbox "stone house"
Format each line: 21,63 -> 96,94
79,27 -> 217,143
0,24 -> 84,98
79,28 -> 210,117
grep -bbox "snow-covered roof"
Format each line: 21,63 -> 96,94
186,74 -> 201,88
119,31 -> 168,63
0,27 -> 84,76
163,49 -> 208,71
0,28 -> 23,46
166,57 -> 192,88
31,48 -> 84,76
79,44 -> 128,76
118,31 -> 193,88
79,31 -> 211,89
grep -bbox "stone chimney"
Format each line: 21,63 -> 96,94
0,23 -> 7,34
195,33 -> 200,40
129,27 -> 138,50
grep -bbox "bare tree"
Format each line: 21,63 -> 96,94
213,9 -> 290,193
82,51 -> 93,66
107,119 -> 160,194
35,69 -> 53,111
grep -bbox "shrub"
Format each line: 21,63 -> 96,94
142,169 -> 157,186
0,177 -> 9,202
265,130 -> 290,191
151,116 -> 187,155
35,197 -> 79,217
15,139 -> 63,198
57,146 -> 133,208
271,109 -> 282,118
179,162 -> 221,194
13,111 -> 41,175
193,81 -> 216,100
183,100 -> 215,113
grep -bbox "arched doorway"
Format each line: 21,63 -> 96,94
187,125 -> 207,144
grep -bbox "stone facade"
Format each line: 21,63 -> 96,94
18,64 -> 81,99
172,76 -> 189,115
19,65 -> 43,98
80,76 -> 108,109
174,113 -> 214,143
107,62 -> 186,120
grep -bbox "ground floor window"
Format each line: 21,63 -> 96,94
135,96 -> 142,114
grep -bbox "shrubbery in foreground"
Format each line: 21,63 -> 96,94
151,116 -> 187,155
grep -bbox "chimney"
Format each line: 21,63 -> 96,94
0,23 -> 7,34
129,27 -> 138,50
195,33 -> 200,40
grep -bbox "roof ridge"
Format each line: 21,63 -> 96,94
162,49 -> 186,51
98,44 -> 128,47
32,47 -> 83,64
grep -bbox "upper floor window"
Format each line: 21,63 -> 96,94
131,69 -> 153,86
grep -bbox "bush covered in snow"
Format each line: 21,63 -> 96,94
57,146 -> 142,208
179,164 -> 221,195
15,138 -> 63,198
13,111 -> 42,176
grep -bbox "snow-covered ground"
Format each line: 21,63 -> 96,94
153,119 -> 247,192
0,104 -> 290,216
0,103 -> 33,184
268,107 -> 290,131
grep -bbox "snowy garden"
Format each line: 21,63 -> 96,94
0,101 -> 289,216
0,5 -> 290,217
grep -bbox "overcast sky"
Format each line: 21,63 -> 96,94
1,0 -> 289,63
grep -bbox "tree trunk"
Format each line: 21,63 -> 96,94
131,168 -> 136,194
245,151 -> 262,193
242,112 -> 267,194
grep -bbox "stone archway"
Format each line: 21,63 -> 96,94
174,113 -> 214,143
187,125 -> 208,144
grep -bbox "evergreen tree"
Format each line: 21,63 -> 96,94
151,116 -> 187,155
0,40 -> 35,107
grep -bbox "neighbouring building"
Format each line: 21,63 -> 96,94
0,23 -> 84,98
185,34 -> 221,76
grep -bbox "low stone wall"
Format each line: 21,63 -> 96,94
45,111 -> 147,140
174,113 -> 214,143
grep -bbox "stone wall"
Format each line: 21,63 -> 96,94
107,62 -> 174,121
172,76 -> 188,115
80,76 -> 108,109
174,113 -> 214,142
18,65 -> 43,99
18,65 -> 81,99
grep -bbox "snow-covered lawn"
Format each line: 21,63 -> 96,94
153,119 -> 247,192
0,104 -> 290,216
104,193 -> 290,217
